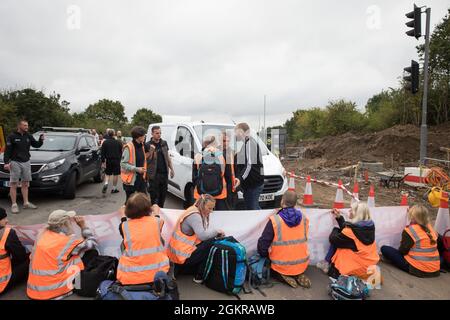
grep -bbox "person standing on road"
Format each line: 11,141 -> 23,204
121,126 -> 147,203
233,122 -> 265,210
3,120 -> 44,214
116,131 -> 125,146
219,131 -> 237,210
101,129 -> 123,194
91,129 -> 99,145
0,207 -> 30,295
145,126 -> 175,208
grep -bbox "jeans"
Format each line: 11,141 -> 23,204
243,184 -> 264,210
325,245 -> 337,263
123,174 -> 147,203
148,173 -> 169,207
174,239 -> 216,278
380,246 -> 410,273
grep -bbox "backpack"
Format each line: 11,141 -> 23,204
246,254 -> 272,297
196,152 -> 223,197
442,229 -> 450,268
328,275 -> 370,300
74,255 -> 118,297
95,271 -> 179,300
201,236 -> 247,298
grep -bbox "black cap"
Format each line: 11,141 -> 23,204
0,207 -> 7,220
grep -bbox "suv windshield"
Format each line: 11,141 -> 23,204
31,135 -> 76,151
193,125 -> 269,155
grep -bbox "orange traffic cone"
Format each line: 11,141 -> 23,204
351,181 -> 359,205
367,184 -> 375,207
434,191 -> 449,235
288,172 -> 296,191
333,180 -> 345,209
303,175 -> 314,206
400,193 -> 408,206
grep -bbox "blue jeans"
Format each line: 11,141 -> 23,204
325,245 -> 337,263
243,184 -> 264,210
380,246 -> 410,273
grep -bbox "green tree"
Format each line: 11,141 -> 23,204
84,99 -> 128,126
131,108 -> 162,128
324,99 -> 366,135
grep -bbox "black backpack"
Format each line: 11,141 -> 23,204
196,152 -> 223,197
74,255 -> 118,297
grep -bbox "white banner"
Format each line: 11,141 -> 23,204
13,206 -> 409,264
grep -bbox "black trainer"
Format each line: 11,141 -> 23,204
111,189 -> 120,194
102,184 -> 108,194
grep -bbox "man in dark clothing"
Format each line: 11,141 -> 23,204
145,126 -> 174,208
219,132 -> 237,210
101,129 -> 123,194
233,123 -> 264,210
0,207 -> 30,294
3,120 -> 44,214
120,127 -> 147,203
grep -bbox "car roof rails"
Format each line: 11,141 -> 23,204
41,127 -> 91,133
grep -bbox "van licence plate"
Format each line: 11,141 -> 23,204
259,194 -> 275,202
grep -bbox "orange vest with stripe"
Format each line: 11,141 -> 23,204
167,207 -> 202,264
27,230 -> 85,300
0,227 -> 12,293
117,216 -> 170,285
404,224 -> 440,273
332,227 -> 380,277
121,141 -> 147,185
269,214 -> 310,276
194,156 -> 227,200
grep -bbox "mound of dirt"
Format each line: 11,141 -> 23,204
299,123 -> 450,168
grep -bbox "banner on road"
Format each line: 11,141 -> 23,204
14,206 -> 409,264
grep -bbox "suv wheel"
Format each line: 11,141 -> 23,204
63,171 -> 77,199
183,184 -> 195,209
93,168 -> 104,183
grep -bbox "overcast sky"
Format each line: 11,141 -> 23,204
0,0 -> 448,130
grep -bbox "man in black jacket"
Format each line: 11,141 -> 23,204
101,129 -> 123,194
0,207 -> 30,294
233,123 -> 264,210
145,126 -> 174,207
3,120 -> 44,214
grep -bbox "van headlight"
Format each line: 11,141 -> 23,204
42,159 -> 66,172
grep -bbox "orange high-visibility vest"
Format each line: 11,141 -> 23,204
27,230 -> 84,300
167,207 -> 202,264
0,227 -> 12,293
332,227 -> 380,277
121,141 -> 147,185
269,214 -> 310,276
117,216 -> 170,285
404,224 -> 440,273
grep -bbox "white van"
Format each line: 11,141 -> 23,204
146,122 -> 288,209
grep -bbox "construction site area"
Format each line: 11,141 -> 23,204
281,123 -> 450,218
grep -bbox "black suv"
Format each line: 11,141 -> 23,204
0,127 -> 104,199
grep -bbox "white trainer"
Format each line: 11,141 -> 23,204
23,202 -> 37,209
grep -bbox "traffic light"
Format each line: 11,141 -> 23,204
406,4 -> 422,39
404,60 -> 420,94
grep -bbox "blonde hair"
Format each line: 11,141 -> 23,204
408,204 -> 436,245
349,201 -> 372,224
194,194 -> 216,229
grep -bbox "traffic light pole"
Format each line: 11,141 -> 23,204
419,7 -> 431,165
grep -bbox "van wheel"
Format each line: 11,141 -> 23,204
62,172 -> 77,199
183,185 -> 195,209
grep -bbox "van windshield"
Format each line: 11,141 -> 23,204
193,125 -> 269,155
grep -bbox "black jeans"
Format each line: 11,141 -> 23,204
2,255 -> 30,294
123,174 -> 147,203
174,239 -> 215,278
380,246 -> 410,273
148,173 -> 169,208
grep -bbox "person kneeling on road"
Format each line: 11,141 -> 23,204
257,190 -> 311,288
0,207 -> 30,295
317,202 -> 380,280
381,204 -> 442,278
167,194 -> 225,283
116,192 -> 170,285
27,210 -> 98,300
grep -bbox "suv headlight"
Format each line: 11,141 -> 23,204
42,159 -> 66,172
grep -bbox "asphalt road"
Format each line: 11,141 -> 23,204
1,181 -> 449,300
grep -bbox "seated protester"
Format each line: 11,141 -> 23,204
117,192 -> 170,285
381,204 -> 441,278
322,201 -> 380,279
0,207 -> 30,295
192,136 -> 228,211
27,210 -> 98,300
257,190 -> 311,288
167,194 -> 225,282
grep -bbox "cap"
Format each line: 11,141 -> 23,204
48,209 -> 76,225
